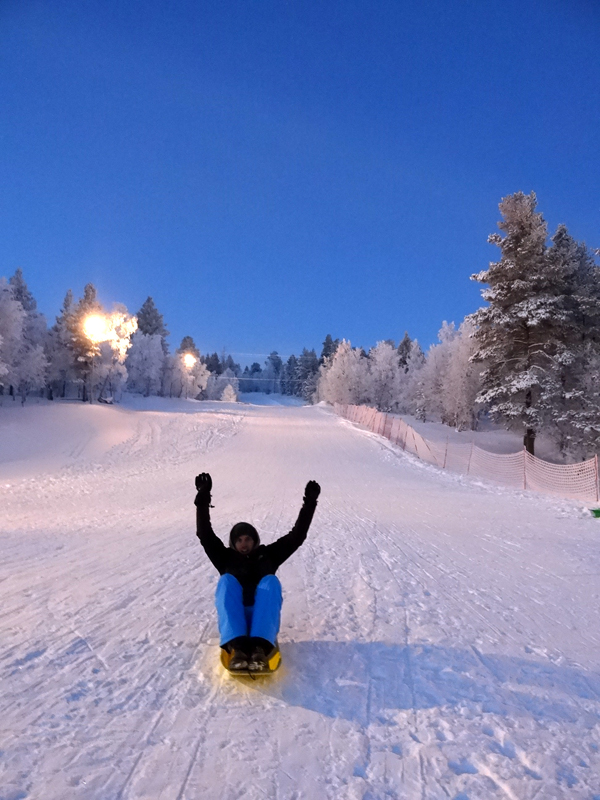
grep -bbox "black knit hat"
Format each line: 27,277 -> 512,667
229,522 -> 260,549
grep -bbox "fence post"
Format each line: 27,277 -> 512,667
595,455 -> 599,503
412,428 -> 419,458
523,447 -> 527,490
467,442 -> 473,475
443,436 -> 448,470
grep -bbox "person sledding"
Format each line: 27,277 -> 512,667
194,472 -> 321,673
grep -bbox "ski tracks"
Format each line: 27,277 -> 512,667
2,402 -> 600,799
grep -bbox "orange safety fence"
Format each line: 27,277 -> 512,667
333,403 -> 600,504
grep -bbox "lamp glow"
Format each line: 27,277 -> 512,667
183,353 -> 197,369
83,314 -> 110,343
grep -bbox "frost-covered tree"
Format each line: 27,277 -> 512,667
137,297 -> 169,353
88,305 -> 138,402
398,339 -> 425,415
179,336 -> 200,360
46,290 -> 75,398
263,351 -> 283,394
126,332 -> 165,396
65,283 -> 103,401
320,334 -> 340,365
296,348 -> 320,402
205,367 -> 239,401
0,334 -> 6,384
366,340 -> 403,411
541,227 -> 600,457
222,354 -> 241,375
168,353 -> 210,399
6,270 -> 47,402
470,192 -> 570,454
281,354 -> 299,396
9,268 -> 36,312
0,277 -> 26,395
414,323 -> 457,422
317,340 -> 369,405
221,383 -> 238,402
239,362 -> 263,393
440,319 -> 481,430
203,352 -> 221,374
397,332 -> 412,372
166,337 -> 209,398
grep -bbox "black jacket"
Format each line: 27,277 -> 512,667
196,498 -> 318,605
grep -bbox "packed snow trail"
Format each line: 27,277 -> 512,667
1,398 -> 599,799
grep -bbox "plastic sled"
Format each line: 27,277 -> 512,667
220,643 -> 281,675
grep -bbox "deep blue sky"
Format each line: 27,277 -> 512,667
1,0 -> 599,363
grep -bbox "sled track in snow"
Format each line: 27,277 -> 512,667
1,401 -> 599,799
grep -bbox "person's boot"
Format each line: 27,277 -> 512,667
248,638 -> 273,672
225,636 -> 250,671
228,649 -> 249,671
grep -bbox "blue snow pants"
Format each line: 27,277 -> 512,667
215,573 -> 282,648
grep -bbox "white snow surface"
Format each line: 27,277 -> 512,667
1,396 -> 599,799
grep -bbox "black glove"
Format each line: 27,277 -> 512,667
304,480 -> 321,503
194,472 -> 213,507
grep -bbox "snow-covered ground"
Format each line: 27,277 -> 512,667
400,413 -> 562,462
1,395 -> 599,799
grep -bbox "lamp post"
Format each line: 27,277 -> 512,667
182,352 -> 196,399
83,314 -> 109,403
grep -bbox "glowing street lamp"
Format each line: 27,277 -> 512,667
181,352 -> 197,399
83,313 -> 110,403
83,314 -> 110,344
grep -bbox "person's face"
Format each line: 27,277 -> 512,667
234,534 -> 255,554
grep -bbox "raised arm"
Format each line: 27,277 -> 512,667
267,480 -> 321,567
195,473 -> 227,571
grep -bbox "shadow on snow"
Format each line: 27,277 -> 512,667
247,641 -> 600,728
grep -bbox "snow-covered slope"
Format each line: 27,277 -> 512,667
1,397 -> 599,799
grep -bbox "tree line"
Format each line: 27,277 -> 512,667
316,192 -> 600,460
2,191 -> 599,460
0,272 -> 331,405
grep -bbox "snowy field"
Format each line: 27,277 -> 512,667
1,396 -> 599,800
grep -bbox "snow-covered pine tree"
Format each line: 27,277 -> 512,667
9,268 -> 36,312
0,278 -> 26,397
203,353 -> 221,374
0,334 -> 6,385
136,297 -> 169,353
542,226 -> 600,457
320,334 -> 340,365
263,351 -> 283,394
65,284 -> 103,402
470,191 -> 571,455
7,270 -> 48,402
397,332 -> 412,372
46,290 -> 75,398
222,354 -> 240,374
179,336 -> 200,360
249,362 -> 263,392
281,354 -> 299,396
295,348 -> 320,402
